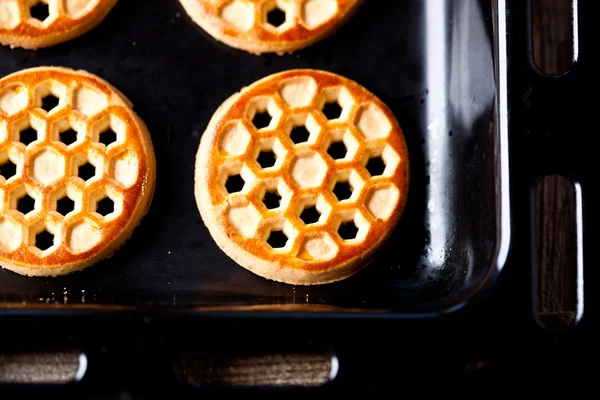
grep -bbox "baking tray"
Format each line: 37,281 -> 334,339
0,0 -> 597,393
0,0 -> 507,315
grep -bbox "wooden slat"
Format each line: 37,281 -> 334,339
176,350 -> 334,387
532,0 -> 574,75
535,175 -> 579,330
0,349 -> 82,384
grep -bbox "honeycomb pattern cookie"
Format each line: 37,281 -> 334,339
0,67 -> 155,276
195,70 -> 409,285
179,0 -> 363,54
0,0 -> 118,49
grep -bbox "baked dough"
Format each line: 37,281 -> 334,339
0,0 -> 118,49
179,0 -> 363,55
195,69 -> 409,285
0,66 -> 155,276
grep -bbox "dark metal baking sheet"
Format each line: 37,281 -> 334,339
0,0 -> 508,314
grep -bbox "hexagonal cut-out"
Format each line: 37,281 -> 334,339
0,155 -> 17,181
225,173 -> 245,194
227,202 -> 261,238
300,205 -> 320,225
89,190 -> 122,220
252,111 -> 272,129
219,120 -> 251,157
74,86 -> 108,117
319,86 -> 356,122
330,169 -> 365,202
0,86 -> 28,116
366,184 -> 400,221
324,128 -> 360,162
77,160 -> 97,182
56,195 -> 76,216
110,151 -> 139,188
220,0 -> 255,31
322,101 -> 342,120
59,128 -> 78,146
35,229 -> 54,251
355,103 -> 392,139
18,126 -> 39,146
51,117 -> 85,148
267,229 -> 288,249
279,77 -> 318,109
256,178 -> 293,211
29,1 -> 51,22
298,233 -> 338,261
338,220 -> 358,240
245,96 -> 283,131
366,156 -> 385,176
41,94 -> 59,112
267,7 -> 286,27
302,0 -> 338,29
327,141 -> 347,160
0,1 -> 21,30
257,150 -> 276,169
333,181 -> 352,201
290,126 -> 310,144
8,187 -> 39,216
27,222 -> 57,256
295,194 -> 331,226
290,151 -> 328,189
284,114 -> 321,145
219,163 -> 256,197
262,219 -> 297,251
11,114 -> 42,145
0,218 -> 22,252
334,210 -> 370,243
17,193 -> 36,215
361,147 -> 386,177
30,148 -> 66,186
51,187 -> 81,217
92,114 -> 127,147
262,1 -> 290,30
99,128 -> 117,146
262,189 -> 281,210
34,80 -> 66,114
96,197 -> 115,216
67,219 -> 101,254
87,190 -> 123,221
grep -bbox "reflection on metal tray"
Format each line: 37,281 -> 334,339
0,0 -> 509,315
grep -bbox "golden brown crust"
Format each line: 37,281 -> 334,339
0,0 -> 118,49
0,66 -> 156,276
195,70 -> 409,285
179,0 -> 363,55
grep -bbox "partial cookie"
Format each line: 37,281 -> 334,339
179,0 -> 362,55
0,0 -> 118,49
0,67 -> 156,276
195,70 -> 409,285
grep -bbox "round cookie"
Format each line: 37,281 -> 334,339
179,0 -> 363,55
0,0 -> 118,49
0,67 -> 156,276
195,69 -> 409,285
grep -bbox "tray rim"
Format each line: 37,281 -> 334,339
0,0 -> 512,319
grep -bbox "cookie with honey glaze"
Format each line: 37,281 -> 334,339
179,0 -> 363,55
195,69 -> 409,285
0,0 -> 118,49
0,67 -> 155,276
